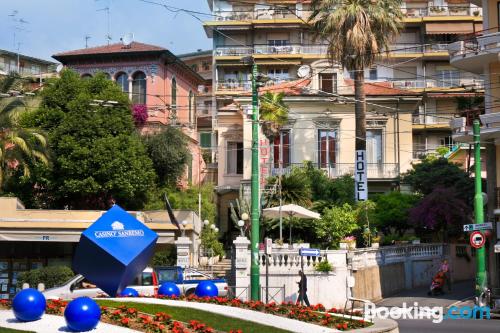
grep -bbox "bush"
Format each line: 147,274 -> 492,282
17,266 -> 74,289
151,246 -> 176,266
315,260 -> 333,273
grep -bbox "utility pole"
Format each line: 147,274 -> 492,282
250,62 -> 261,301
473,119 -> 487,297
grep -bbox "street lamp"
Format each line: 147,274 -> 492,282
210,224 -> 216,231
237,220 -> 245,237
203,219 -> 210,227
181,220 -> 188,237
241,213 -> 249,221
215,227 -> 219,233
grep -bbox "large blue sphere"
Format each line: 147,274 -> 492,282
12,288 -> 46,322
195,281 -> 218,297
158,282 -> 181,297
64,297 -> 101,332
120,287 -> 139,297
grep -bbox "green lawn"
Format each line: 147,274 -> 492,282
0,328 -> 34,333
97,300 -> 293,333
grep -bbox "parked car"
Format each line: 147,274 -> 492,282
42,267 -> 158,300
155,266 -> 228,297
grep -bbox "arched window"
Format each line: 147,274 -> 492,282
188,90 -> 193,124
81,73 -> 92,79
171,77 -> 177,113
132,71 -> 146,104
115,72 -> 129,93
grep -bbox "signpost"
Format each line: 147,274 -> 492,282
355,150 -> 368,201
463,223 -> 493,232
470,231 -> 486,249
264,238 -> 272,303
299,248 -> 321,257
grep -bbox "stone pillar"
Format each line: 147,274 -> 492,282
175,236 -> 192,268
128,78 -> 133,101
233,236 -> 251,301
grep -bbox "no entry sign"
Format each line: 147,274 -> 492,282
470,231 -> 485,249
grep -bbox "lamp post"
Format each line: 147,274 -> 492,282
181,220 -> 188,237
203,219 -> 210,227
238,220 -> 245,237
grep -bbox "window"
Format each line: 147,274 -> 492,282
318,129 -> 337,168
320,73 -> 337,94
268,68 -> 289,82
436,69 -> 460,88
30,64 -> 40,75
115,72 -> 129,92
199,132 -> 212,148
369,68 -> 377,80
366,129 -> 383,164
440,136 -> 454,148
268,40 -> 289,46
226,142 -> 243,174
0,57 -> 5,72
132,71 -> 146,104
9,59 -> 17,73
191,64 -> 199,72
188,90 -> 193,124
202,61 -> 210,71
273,130 -> 291,168
171,77 -> 177,112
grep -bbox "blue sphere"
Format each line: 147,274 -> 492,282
64,297 -> 101,332
158,282 -> 181,297
195,281 -> 218,297
120,287 -> 139,297
12,288 -> 46,322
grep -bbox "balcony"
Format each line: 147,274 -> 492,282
214,46 -> 253,57
412,144 -> 454,159
212,9 -> 309,22
216,78 -> 296,92
412,113 -> 457,127
449,31 -> 500,74
269,162 -> 399,179
388,43 -> 449,57
254,44 -> 302,55
214,44 -> 328,58
402,5 -> 481,18
391,77 -> 484,90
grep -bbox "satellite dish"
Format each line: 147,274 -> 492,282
198,85 -> 206,93
56,64 -> 64,73
121,33 -> 134,47
297,65 -> 311,78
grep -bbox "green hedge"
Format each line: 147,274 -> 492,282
17,266 -> 75,289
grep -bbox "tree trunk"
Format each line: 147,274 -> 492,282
354,69 -> 367,152
354,69 -> 367,201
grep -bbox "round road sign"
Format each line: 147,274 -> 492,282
470,231 -> 485,249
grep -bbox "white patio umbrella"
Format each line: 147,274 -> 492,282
262,204 -> 321,244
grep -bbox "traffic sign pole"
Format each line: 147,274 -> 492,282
473,120 -> 487,298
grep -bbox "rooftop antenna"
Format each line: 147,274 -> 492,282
96,2 -> 112,45
85,35 -> 91,48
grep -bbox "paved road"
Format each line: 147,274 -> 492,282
374,280 -> 499,332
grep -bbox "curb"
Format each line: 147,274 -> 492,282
350,318 -> 399,333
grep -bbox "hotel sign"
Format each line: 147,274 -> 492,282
355,150 -> 368,201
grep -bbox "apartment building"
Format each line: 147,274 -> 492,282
204,0 -> 484,240
449,0 -> 500,288
0,49 -> 55,79
179,50 -> 218,183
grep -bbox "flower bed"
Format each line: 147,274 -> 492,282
156,295 -> 370,331
0,299 -> 217,333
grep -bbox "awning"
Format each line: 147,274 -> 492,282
426,22 -> 474,34
0,230 -> 176,243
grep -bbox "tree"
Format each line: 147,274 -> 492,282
409,187 -> 470,241
373,191 -> 419,235
264,168 -> 312,207
259,91 -> 289,141
0,74 -> 48,192
143,127 -> 190,186
28,70 -> 155,209
314,203 -> 359,248
402,157 -> 474,204
310,0 -> 403,194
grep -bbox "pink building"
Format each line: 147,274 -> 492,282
53,41 -> 206,186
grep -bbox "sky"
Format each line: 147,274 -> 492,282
0,0 -> 213,62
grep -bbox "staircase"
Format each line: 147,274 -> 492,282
197,258 -> 232,279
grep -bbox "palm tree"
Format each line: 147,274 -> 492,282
259,91 -> 289,142
0,74 -> 48,190
309,0 -> 403,191
264,168 -> 312,208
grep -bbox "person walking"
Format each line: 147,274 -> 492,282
296,270 -> 310,307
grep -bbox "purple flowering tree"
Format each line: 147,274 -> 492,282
409,187 -> 471,241
132,104 -> 148,126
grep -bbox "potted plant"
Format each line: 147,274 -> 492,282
340,236 -> 356,250
410,236 -> 421,245
372,236 -> 381,248
473,10 -> 480,16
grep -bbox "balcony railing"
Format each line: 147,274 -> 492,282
217,78 -> 295,91
254,44 -> 302,55
268,162 -> 399,179
449,31 -> 500,58
213,9 -> 310,21
214,46 -> 253,56
389,43 -> 450,54
412,113 -> 457,125
412,144 -> 454,159
391,78 -> 483,89
215,44 -> 328,57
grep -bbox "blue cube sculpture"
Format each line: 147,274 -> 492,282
72,205 -> 158,297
